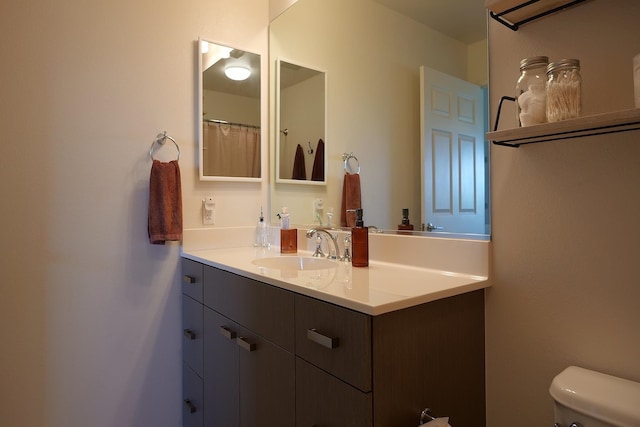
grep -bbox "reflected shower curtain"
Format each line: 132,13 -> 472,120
203,122 -> 261,178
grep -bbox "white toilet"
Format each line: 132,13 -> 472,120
550,366 -> 640,427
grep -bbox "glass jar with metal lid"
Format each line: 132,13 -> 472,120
546,59 -> 582,122
516,56 -> 549,127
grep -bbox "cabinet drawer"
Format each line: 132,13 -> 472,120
203,266 -> 294,352
182,295 -> 203,376
295,294 -> 372,392
182,258 -> 204,302
296,357 -> 372,427
183,363 -> 203,427
203,308 -> 239,427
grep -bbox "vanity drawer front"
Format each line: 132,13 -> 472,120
182,363 -> 203,427
182,258 -> 204,302
182,294 -> 203,376
294,294 -> 372,392
296,357 -> 372,427
203,265 -> 294,352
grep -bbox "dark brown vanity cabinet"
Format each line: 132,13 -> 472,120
182,258 -> 485,427
294,291 -> 485,427
182,258 -> 295,427
181,259 -> 204,427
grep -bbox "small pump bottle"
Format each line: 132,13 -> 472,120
397,208 -> 414,231
254,207 -> 270,248
351,208 -> 369,267
279,207 -> 297,254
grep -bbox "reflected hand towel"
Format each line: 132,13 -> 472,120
311,139 -> 325,181
340,172 -> 361,227
292,143 -> 307,180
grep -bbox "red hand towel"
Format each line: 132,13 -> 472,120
148,160 -> 183,244
340,172 -> 361,227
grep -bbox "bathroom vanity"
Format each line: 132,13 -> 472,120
180,233 -> 489,427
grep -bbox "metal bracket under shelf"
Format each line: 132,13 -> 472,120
489,0 -> 588,31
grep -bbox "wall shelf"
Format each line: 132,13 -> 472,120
488,108 -> 640,147
488,0 -> 588,31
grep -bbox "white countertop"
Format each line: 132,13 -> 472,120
181,244 -> 490,315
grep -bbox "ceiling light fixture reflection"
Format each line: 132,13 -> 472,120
225,66 -> 251,81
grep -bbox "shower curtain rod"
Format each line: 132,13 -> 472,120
205,119 -> 260,130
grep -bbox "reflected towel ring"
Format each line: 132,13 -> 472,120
149,131 -> 180,161
342,152 -> 360,174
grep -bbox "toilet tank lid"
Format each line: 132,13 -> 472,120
550,366 -> 640,426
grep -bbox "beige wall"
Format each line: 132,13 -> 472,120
0,0 -> 268,426
487,1 -> 640,426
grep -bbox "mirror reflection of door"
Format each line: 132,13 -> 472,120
420,66 -> 488,235
199,39 -> 262,180
276,59 -> 326,183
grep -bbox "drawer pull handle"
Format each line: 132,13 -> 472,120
183,329 -> 196,340
237,337 -> 256,352
183,399 -> 197,413
183,275 -> 196,284
307,328 -> 339,349
219,326 -> 237,340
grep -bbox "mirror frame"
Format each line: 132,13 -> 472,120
197,37 -> 264,182
275,57 -> 328,186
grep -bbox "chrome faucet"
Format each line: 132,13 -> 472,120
306,228 -> 340,260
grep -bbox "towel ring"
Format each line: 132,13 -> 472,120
342,152 -> 360,174
149,131 -> 180,161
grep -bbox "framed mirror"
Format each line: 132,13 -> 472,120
198,38 -> 263,181
276,59 -> 327,184
269,0 -> 489,238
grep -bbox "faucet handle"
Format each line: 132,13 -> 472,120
340,233 -> 352,262
312,235 -> 325,258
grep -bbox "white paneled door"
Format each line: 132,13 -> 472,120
420,66 -> 486,235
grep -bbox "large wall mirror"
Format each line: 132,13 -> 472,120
276,59 -> 327,184
198,38 -> 263,181
269,0 -> 490,238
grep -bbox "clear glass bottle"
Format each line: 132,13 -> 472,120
546,59 -> 582,122
516,56 -> 549,127
254,207 -> 270,248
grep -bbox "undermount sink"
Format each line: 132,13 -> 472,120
252,256 -> 337,271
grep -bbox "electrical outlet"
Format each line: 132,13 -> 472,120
203,196 -> 215,225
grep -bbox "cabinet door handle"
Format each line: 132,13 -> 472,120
182,275 -> 196,284
237,337 -> 256,352
307,328 -> 339,349
183,329 -> 196,340
219,325 -> 237,340
183,399 -> 197,413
